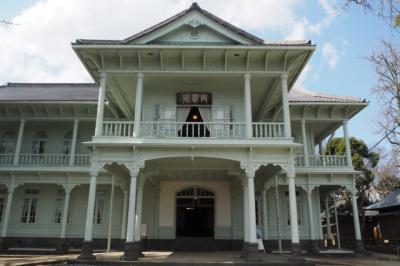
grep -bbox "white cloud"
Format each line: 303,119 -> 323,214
322,41 -> 340,69
0,0 -> 341,84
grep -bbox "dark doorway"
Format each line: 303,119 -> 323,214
178,107 -> 210,137
176,188 -> 215,237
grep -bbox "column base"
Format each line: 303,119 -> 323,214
55,238 -> 68,254
0,237 -> 7,252
288,243 -> 305,262
119,239 -> 126,251
354,240 -> 366,254
307,240 -> 319,255
77,241 -> 96,260
240,241 -> 248,258
245,242 -> 262,262
121,241 -> 141,261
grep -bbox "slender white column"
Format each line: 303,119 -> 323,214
95,73 -> 107,137
120,190 -> 129,240
325,195 -> 332,242
244,73 -> 253,138
69,119 -> 79,166
261,190 -> 268,240
60,188 -> 72,239
351,187 -> 362,241
84,173 -> 97,241
243,181 -> 249,242
154,187 -> 160,239
288,173 -> 300,244
133,73 -> 144,138
343,120 -> 353,167
301,120 -> 309,166
274,176 -> 282,254
247,175 -> 257,243
333,192 -> 341,249
134,177 -> 144,241
126,171 -> 138,242
13,119 -> 25,165
107,176 -> 115,252
1,186 -> 15,237
281,74 -> 291,138
306,188 -> 315,241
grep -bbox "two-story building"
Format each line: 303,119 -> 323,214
0,3 -> 367,262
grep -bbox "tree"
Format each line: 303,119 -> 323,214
326,137 -> 380,232
374,147 -> 400,197
369,40 -> 400,146
344,0 -> 400,27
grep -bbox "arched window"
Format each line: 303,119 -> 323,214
0,131 -> 16,154
63,131 -> 73,155
32,131 -> 47,155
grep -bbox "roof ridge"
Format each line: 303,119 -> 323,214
4,82 -> 96,87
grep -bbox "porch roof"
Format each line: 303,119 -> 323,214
366,187 -> 400,210
0,82 -> 366,104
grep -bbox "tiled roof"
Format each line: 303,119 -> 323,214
366,187 -> 400,210
74,3 -> 312,47
289,88 -> 366,103
0,83 -> 366,104
0,83 -> 98,102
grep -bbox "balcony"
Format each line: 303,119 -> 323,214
295,155 -> 349,167
101,121 -> 285,139
0,154 -> 90,167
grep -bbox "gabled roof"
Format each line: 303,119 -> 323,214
75,3 -> 264,46
0,83 -> 366,104
366,187 -> 400,210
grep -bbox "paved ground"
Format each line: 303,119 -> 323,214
0,250 -> 398,265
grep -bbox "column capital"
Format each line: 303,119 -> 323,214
343,119 -> 349,125
280,73 -> 289,80
261,190 -> 267,196
137,72 -> 144,79
99,72 -> 108,79
287,172 -> 296,179
123,189 -> 129,195
244,73 -> 251,79
301,119 -> 306,125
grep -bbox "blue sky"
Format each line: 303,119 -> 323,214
0,0 -> 393,149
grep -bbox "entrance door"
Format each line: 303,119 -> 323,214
176,187 -> 214,237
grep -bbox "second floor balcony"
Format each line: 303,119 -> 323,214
101,121 -> 286,139
295,155 -> 349,168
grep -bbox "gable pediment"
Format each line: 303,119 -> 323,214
125,5 -> 262,45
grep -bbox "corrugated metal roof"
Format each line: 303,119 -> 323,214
366,187 -> 400,210
289,89 -> 366,103
0,83 -> 366,103
0,83 -> 98,102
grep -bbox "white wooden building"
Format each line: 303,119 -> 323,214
0,3 -> 367,262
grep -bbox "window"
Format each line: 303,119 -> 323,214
0,198 -> 5,222
21,189 -> 39,223
63,131 -> 73,155
0,131 -> 16,154
32,131 -> 47,155
54,190 -> 64,223
285,190 -> 302,225
93,190 -> 105,224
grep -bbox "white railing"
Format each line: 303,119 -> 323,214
141,121 -> 246,139
74,154 -> 90,166
18,154 -> 70,166
0,154 -> 91,167
295,155 -> 348,167
252,123 -> 285,138
102,121 -> 287,139
0,154 -> 14,165
102,121 -> 134,137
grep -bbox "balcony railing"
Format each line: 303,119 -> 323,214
295,155 -> 349,167
0,154 -> 90,167
101,121 -> 286,139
